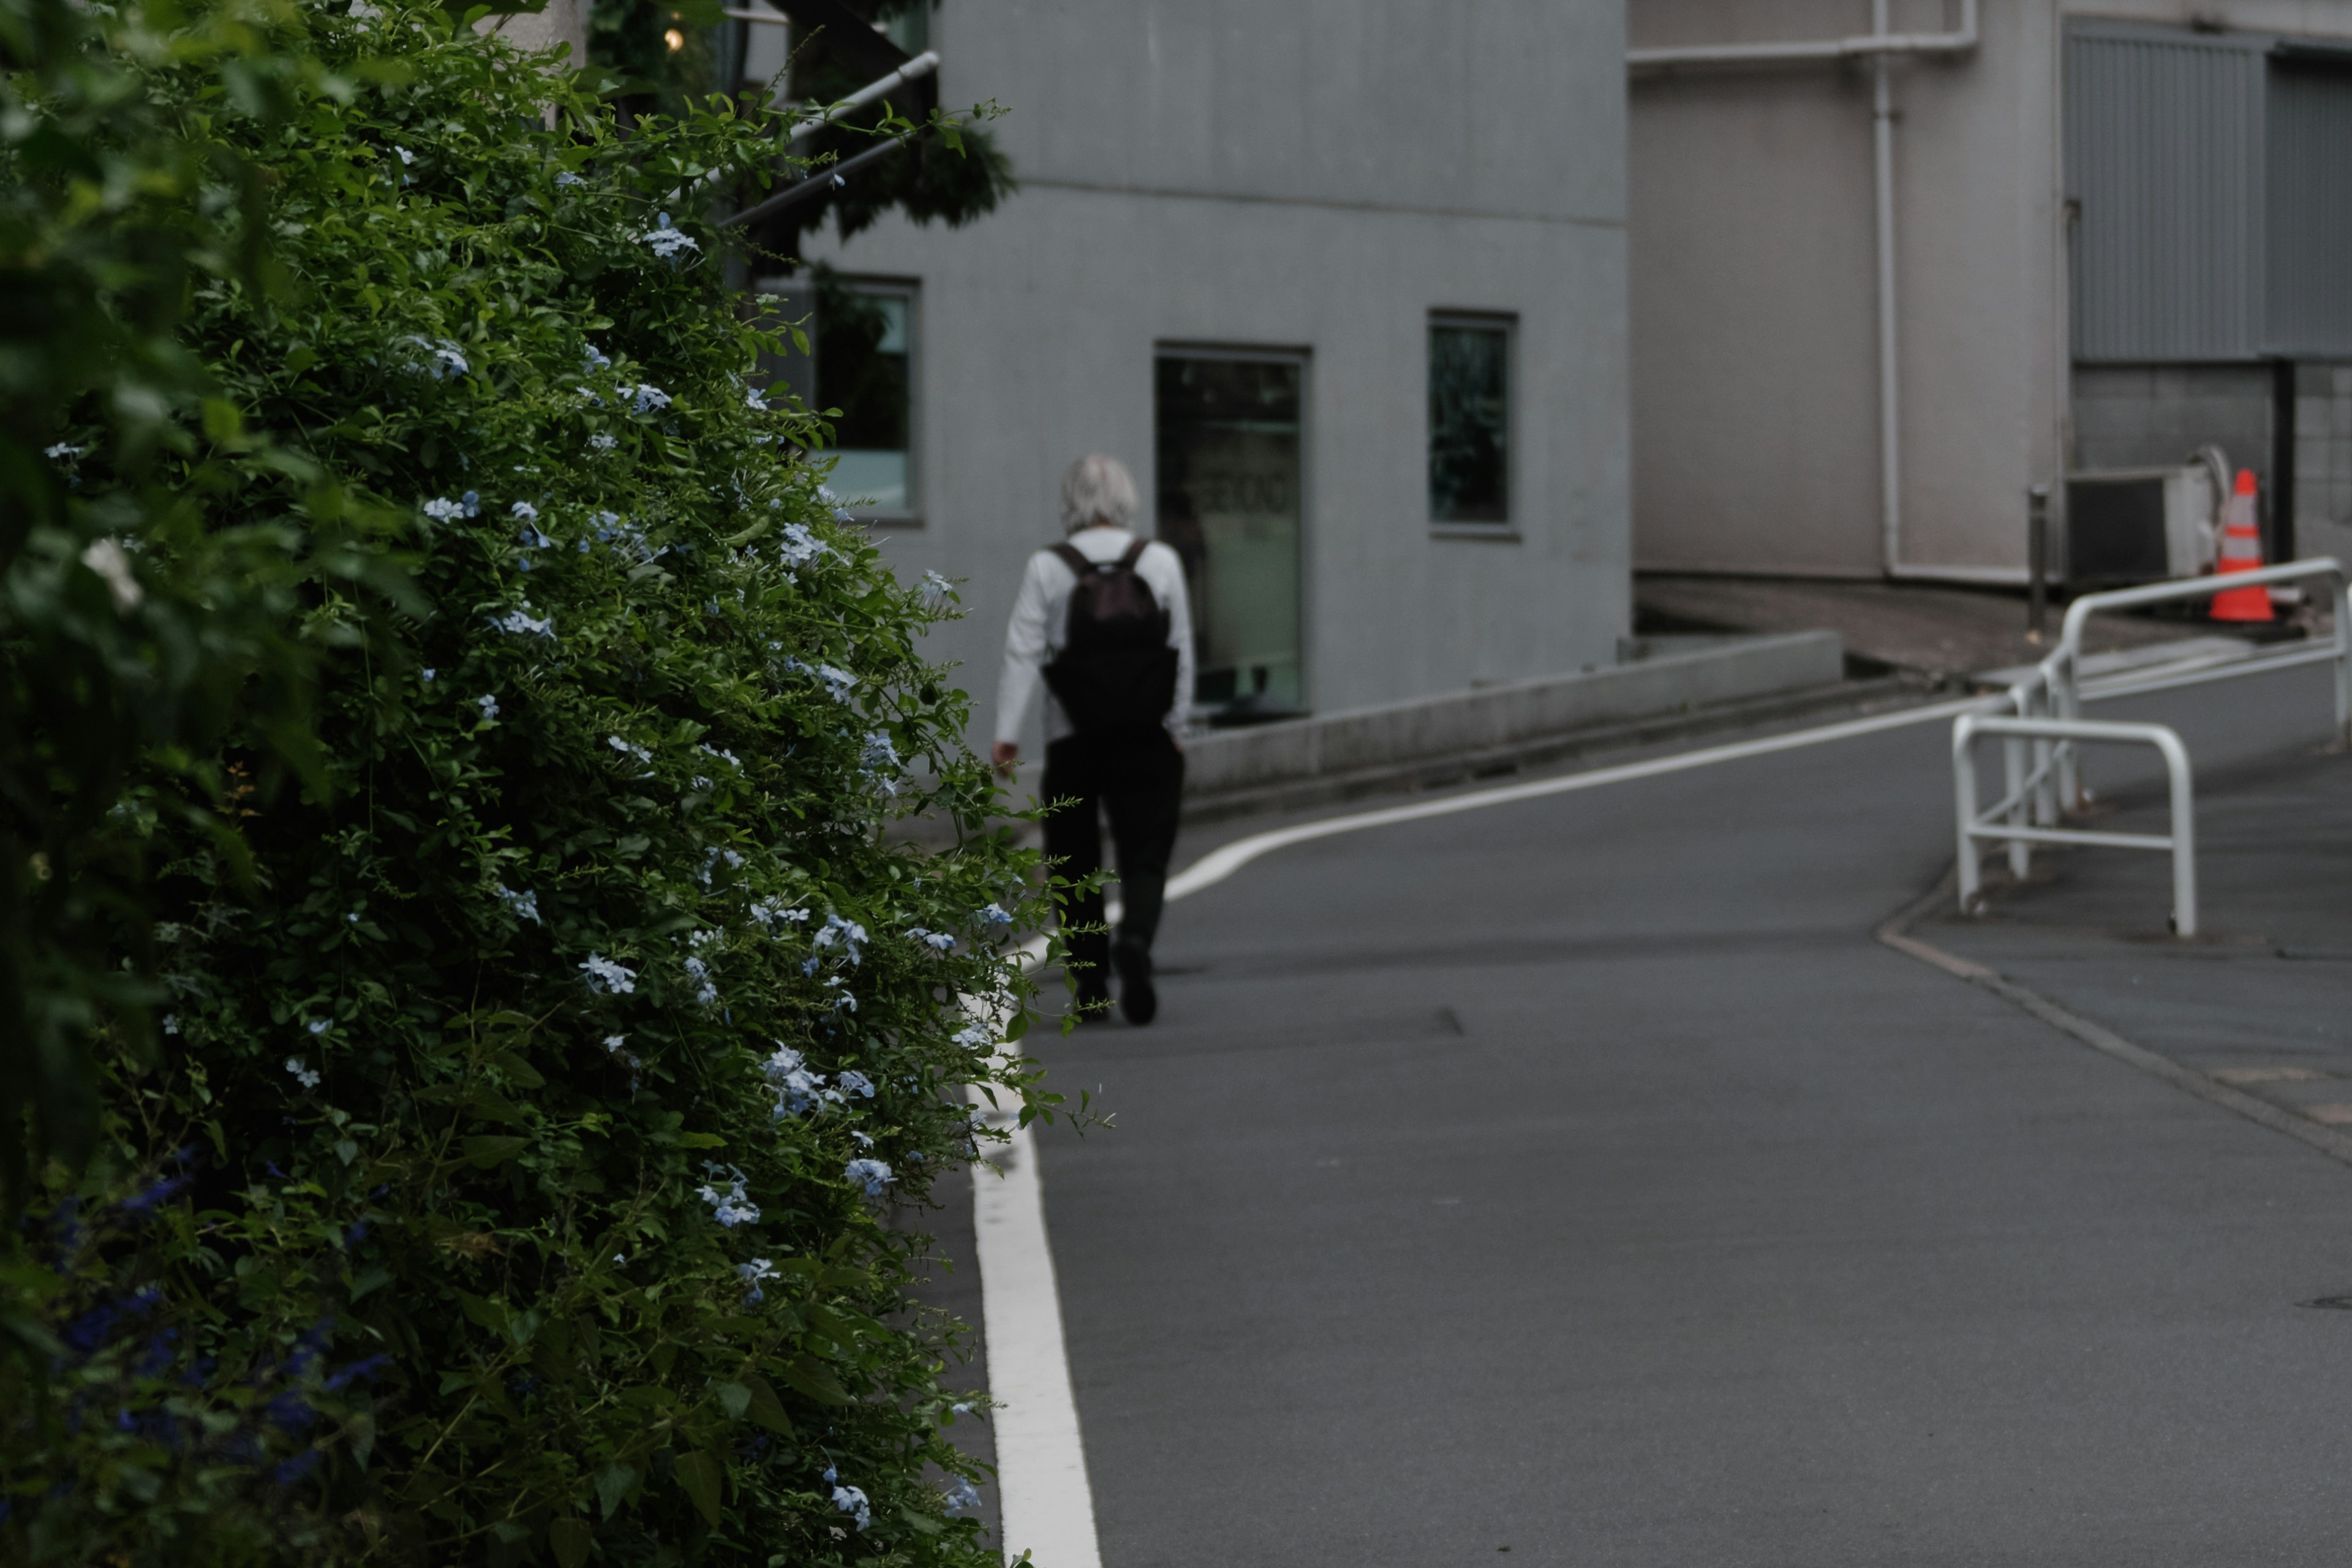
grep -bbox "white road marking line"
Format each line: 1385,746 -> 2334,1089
1163,695 -> 1986,901
966,1021 -> 1101,1568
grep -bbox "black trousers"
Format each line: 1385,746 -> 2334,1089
1041,733 -> 1185,1000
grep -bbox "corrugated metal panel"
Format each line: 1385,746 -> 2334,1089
2067,26 -> 2267,363
2267,61 -> 2352,356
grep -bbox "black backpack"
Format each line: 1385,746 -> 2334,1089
1041,538 -> 1179,738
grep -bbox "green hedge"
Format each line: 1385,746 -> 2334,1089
1,6 -> 1054,1563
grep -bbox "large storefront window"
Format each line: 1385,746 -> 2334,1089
1154,353 -> 1306,723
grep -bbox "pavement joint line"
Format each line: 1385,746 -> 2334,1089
1874,880 -> 2352,1171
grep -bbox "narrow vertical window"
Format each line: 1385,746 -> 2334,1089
817,281 -> 916,519
747,276 -> 919,522
1428,315 -> 1512,526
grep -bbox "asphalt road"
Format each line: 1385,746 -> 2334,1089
1011,662 -> 2352,1567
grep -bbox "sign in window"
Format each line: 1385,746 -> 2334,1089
1155,353 -> 1306,723
1428,316 -> 1512,525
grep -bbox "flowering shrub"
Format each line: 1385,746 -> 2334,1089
0,6 -> 1050,1563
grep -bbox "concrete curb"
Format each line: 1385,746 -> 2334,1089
1183,631 -> 1848,820
1874,877 -> 2352,1170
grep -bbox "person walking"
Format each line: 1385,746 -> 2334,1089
993,454 -> 1194,1023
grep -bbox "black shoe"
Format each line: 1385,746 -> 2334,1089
1112,941 -> 1156,1025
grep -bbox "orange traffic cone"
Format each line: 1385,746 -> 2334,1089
2208,469 -> 2274,623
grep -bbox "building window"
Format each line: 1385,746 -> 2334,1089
1428,315 -> 1512,526
752,275 -> 918,521
1155,352 -> 1308,722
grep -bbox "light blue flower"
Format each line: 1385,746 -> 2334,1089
489,605 -> 555,638
307,1019 -> 329,1036
763,1044 -> 827,1117
920,570 -> 955,605
394,145 -> 415,166
619,382 -> 671,414
777,522 -> 824,568
951,1024 -> 992,1050
907,927 -> 956,952
421,668 -> 435,682
843,1158 -> 894,1197
941,1477 -> 981,1515
284,1055 -> 321,1089
476,693 -> 500,722
554,170 -> 585,188
459,490 -> 480,516
588,432 -> 617,452
696,1164 -> 760,1227
581,342 -> 610,371
976,903 -> 1013,927
494,884 -> 541,924
606,735 -> 654,769
737,1257 -> 780,1303
836,1069 -> 875,1099
422,496 -> 466,521
579,952 -> 636,995
813,914 -> 867,965
831,1483 -> 872,1532
43,442 -> 83,461
511,500 -> 539,523
643,213 -> 701,263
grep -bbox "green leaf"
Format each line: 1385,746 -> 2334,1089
675,1131 -> 725,1149
548,1518 -> 594,1568
594,1464 -> 638,1521
741,1371 -> 793,1434
672,1449 -> 724,1528
778,1357 -> 854,1406
490,1049 -> 545,1089
716,1380 -> 752,1419
348,1265 -> 394,1302
462,1134 -> 530,1167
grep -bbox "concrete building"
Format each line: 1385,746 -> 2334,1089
1628,0 -> 2352,583
756,1 -> 1631,742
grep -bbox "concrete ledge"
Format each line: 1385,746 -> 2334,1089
1182,631 -> 1845,801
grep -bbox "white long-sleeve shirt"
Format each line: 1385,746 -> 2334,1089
994,526 -> 1194,747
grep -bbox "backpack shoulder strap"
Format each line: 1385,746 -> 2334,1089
1116,537 -> 1150,570
1048,542 -> 1093,576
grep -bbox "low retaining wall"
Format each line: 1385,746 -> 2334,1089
1183,631 -> 1845,799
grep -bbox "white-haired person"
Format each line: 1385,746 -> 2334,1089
993,454 -> 1195,1023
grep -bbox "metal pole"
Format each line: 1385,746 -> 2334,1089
2027,484 -> 2049,641
1953,717 -> 1981,914
2155,726 -> 2197,937
2335,568 -> 2352,746
2002,734 -> 2030,878
1872,0 -> 1902,576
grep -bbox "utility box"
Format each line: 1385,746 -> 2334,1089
2064,461 -> 2222,586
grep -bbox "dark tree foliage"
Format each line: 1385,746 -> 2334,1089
0,4 -> 1060,1562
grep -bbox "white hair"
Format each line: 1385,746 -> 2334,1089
1059,454 -> 1139,534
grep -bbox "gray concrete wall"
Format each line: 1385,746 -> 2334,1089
1627,0 -> 2352,583
794,0 -> 1631,753
1183,630 -> 1845,798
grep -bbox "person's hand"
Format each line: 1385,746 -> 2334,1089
990,741 -> 1019,778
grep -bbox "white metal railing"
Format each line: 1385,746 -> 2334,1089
1953,715 -> 2197,934
1951,557 -> 2348,934
2040,558 -> 2351,809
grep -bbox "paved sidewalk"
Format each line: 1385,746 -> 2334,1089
1919,685 -> 2352,1163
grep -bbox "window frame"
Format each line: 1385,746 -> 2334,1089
1426,309 -> 1518,537
752,273 -> 923,527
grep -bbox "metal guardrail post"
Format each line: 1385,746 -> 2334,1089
1953,714 -> 2198,937
2027,484 -> 2049,642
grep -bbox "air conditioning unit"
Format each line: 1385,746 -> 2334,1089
2064,448 -> 2228,587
